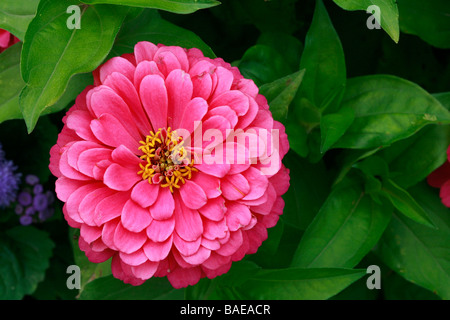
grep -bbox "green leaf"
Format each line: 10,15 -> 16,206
397,0 -> 450,49
332,0 -> 400,43
69,228 -> 111,294
42,72 -> 94,116
380,124 -> 450,189
333,75 -> 450,149
80,0 -> 220,14
19,1 -> 127,133
256,32 -> 303,72
320,105 -> 355,153
109,9 -> 215,59
79,275 -> 184,300
0,226 -> 54,299
259,69 -> 305,123
374,182 -> 450,300
380,179 -> 435,228
291,182 -> 391,268
0,0 -> 39,40
298,0 -> 346,112
383,272 -> 441,300
0,42 -> 24,124
237,44 -> 292,86
234,268 -> 367,300
282,151 -> 332,230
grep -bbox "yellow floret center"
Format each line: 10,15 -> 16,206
138,127 -> 197,193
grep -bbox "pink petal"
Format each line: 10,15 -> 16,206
202,251 -> 231,270
221,173 -> 250,200
134,41 -> 158,64
179,180 -> 207,210
154,50 -> 182,77
203,217 -> 228,240
66,110 -> 98,142
80,224 -> 102,244
67,141 -> 102,171
120,248 -> 149,266
103,72 -> 151,136
146,216 -> 175,242
194,161 -> 230,178
175,97 -> 208,134
269,164 -> 290,196
241,167 -> 269,201
167,266 -> 201,289
173,233 -> 202,257
111,254 -> 145,286
131,260 -> 159,280
88,86 -> 141,141
90,113 -> 140,151
211,66 -> 234,99
225,202 -> 252,231
134,60 -> 165,92
94,191 -> 130,225
103,163 -> 141,191
111,145 -> 141,169
211,90 -> 249,116
180,246 -> 211,265
101,218 -> 120,250
191,72 -> 213,100
114,222 -> 147,254
440,180 -> 450,207
149,187 -> 175,220
198,196 -> 226,221
165,69 -> 193,129
131,180 -> 159,208
190,172 -> 221,199
215,229 -> 243,257
66,183 -> 101,224
174,194 -> 203,241
55,177 -> 87,202
143,235 -> 173,262
59,146 -> 91,181
121,199 -> 153,232
77,147 -> 112,178
99,56 -> 136,84
156,46 -> 189,72
79,186 -> 116,226
139,74 -> 168,131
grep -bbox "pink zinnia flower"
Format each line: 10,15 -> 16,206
49,42 -> 290,288
428,145 -> 450,207
0,29 -> 19,53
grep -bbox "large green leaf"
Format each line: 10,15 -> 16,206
79,276 -> 184,300
291,182 -> 391,268
397,0 -> 450,49
237,44 -> 292,87
375,182 -> 450,300
259,69 -> 305,123
234,268 -> 367,300
80,0 -> 220,14
282,151 -> 332,230
333,75 -> 450,149
380,124 -> 450,189
0,42 -> 24,124
332,0 -> 399,43
0,226 -> 54,299
0,0 -> 39,40
298,0 -> 346,112
19,1 -> 127,132
380,179 -> 435,228
109,9 -> 215,59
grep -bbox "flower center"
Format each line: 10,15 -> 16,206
138,127 -> 197,193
